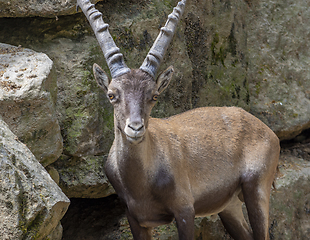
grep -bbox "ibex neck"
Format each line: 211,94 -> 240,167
114,128 -> 152,198
114,128 -> 152,167
115,129 -> 149,158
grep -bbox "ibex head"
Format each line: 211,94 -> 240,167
77,0 -> 186,143
93,65 -> 174,143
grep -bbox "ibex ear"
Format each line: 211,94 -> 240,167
156,66 -> 174,94
93,63 -> 110,92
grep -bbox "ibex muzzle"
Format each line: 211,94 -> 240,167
123,86 -> 146,143
78,1 -> 280,239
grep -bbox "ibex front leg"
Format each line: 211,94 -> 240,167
126,210 -> 152,240
174,206 -> 195,240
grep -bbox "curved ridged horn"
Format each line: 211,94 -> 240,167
77,0 -> 130,78
140,0 -> 186,79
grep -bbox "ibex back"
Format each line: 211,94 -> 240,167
77,0 -> 280,239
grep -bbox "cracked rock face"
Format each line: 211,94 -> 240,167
0,43 -> 63,167
0,118 -> 70,240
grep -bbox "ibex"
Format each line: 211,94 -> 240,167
77,0 -> 280,239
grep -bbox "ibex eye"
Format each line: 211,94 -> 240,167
152,95 -> 158,101
108,94 -> 115,101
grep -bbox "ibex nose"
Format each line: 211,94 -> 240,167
124,118 -> 145,142
128,121 -> 144,131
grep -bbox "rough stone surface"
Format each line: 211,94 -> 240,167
0,43 -> 63,167
52,154 -> 115,198
0,0 -> 100,18
268,145 -> 310,239
45,222 -> 63,240
42,37 -> 114,158
0,118 -> 70,240
183,0 -> 250,111
46,165 -> 60,186
247,0 -> 310,140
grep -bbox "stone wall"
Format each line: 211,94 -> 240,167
1,0 -> 310,239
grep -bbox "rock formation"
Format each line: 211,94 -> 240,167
0,0 -> 310,239
247,0 -> 310,140
0,118 -> 70,240
0,43 -> 63,167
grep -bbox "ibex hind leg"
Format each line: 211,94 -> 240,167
126,210 -> 152,240
242,176 -> 273,240
219,196 -> 254,240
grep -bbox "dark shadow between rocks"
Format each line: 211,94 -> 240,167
280,128 -> 310,161
61,194 -> 126,240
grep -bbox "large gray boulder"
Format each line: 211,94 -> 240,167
0,118 -> 70,240
0,43 -> 63,167
247,0 -> 310,140
0,0 -> 99,18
